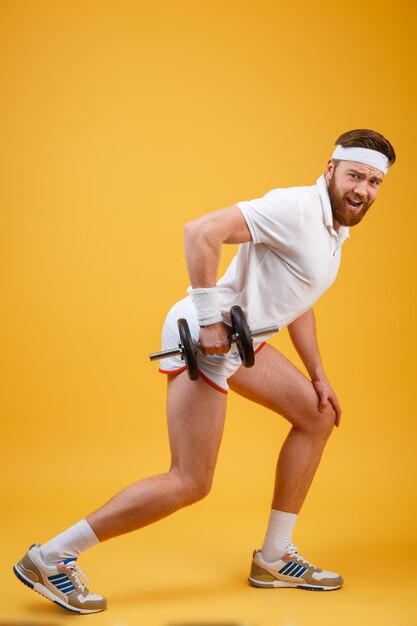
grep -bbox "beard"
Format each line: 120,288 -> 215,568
328,175 -> 373,227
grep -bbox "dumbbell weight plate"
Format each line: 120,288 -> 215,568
230,305 -> 255,368
177,318 -> 200,381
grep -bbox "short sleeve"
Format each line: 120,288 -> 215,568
236,188 -> 301,252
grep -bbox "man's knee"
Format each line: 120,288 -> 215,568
303,403 -> 336,439
171,470 -> 213,506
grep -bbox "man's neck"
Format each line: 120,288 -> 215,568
332,218 -> 342,233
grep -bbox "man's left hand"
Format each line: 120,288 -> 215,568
312,377 -> 342,427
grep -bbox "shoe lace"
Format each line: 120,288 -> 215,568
286,544 -> 317,569
62,561 -> 90,593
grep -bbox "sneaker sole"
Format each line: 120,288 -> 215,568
248,576 -> 341,591
13,563 -> 105,614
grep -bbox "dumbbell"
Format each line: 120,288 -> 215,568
149,305 -> 279,381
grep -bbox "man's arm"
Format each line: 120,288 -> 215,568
288,308 -> 342,426
184,205 -> 251,287
184,205 -> 252,354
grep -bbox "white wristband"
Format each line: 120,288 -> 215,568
188,287 -> 223,326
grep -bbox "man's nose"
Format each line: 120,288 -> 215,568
354,180 -> 368,197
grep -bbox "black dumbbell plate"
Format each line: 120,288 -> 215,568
230,305 -> 255,368
177,318 -> 200,380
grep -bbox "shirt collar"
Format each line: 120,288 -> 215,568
316,174 -> 350,243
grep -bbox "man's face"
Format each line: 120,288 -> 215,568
325,160 -> 383,229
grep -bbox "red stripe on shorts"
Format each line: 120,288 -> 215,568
159,341 -> 266,395
198,370 -> 228,395
159,366 -> 187,374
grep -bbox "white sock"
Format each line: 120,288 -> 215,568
40,519 -> 100,565
261,509 -> 298,562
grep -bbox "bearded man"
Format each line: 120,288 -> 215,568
14,129 -> 396,613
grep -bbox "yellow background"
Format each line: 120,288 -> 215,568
1,1 -> 416,624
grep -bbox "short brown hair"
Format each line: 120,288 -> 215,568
335,129 -> 396,166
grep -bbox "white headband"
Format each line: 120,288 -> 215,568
332,145 -> 389,174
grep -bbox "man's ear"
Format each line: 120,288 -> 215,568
325,159 -> 335,182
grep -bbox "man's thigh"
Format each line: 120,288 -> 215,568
228,343 -> 322,429
167,371 -> 227,481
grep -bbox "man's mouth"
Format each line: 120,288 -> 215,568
346,197 -> 364,211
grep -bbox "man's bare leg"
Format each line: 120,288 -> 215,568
13,372 -> 228,613
229,344 -> 343,589
229,343 -> 336,514
86,371 -> 227,541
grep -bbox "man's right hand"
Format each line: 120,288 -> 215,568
198,322 -> 231,355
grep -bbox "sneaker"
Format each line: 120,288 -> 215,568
13,544 -> 107,614
248,544 -> 343,591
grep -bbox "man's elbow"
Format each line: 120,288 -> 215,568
184,219 -> 200,246
184,219 -> 199,237
184,217 -> 218,244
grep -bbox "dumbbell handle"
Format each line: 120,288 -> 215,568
149,324 -> 279,362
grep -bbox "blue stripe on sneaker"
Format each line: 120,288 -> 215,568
60,583 -> 75,593
294,565 -> 307,577
56,581 -> 74,589
50,579 -> 69,586
55,580 -> 71,589
285,563 -> 300,576
49,574 -> 68,581
51,580 -> 70,587
62,558 -> 77,565
295,566 -> 307,578
290,564 -> 303,577
278,562 -> 294,575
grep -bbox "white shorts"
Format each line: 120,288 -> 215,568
159,296 -> 267,394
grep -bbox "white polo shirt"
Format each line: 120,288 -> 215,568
215,175 -> 350,331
